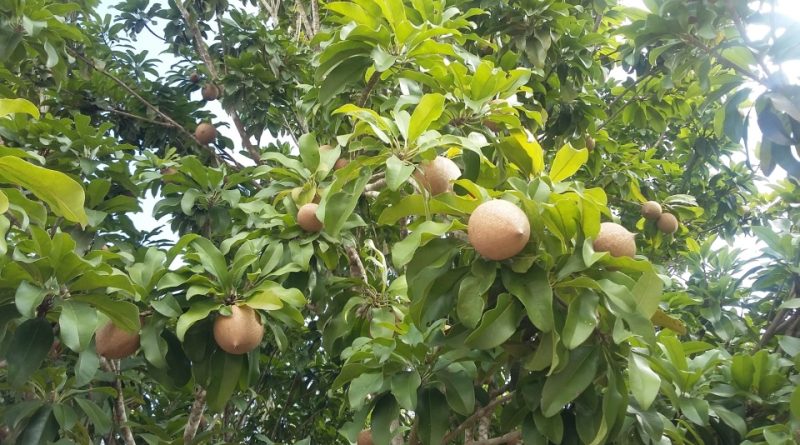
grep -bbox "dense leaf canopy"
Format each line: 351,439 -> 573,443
0,0 -> 799,443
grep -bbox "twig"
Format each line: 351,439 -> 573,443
365,178 -> 387,192
100,358 -> 135,445
345,244 -> 368,281
442,393 -> 514,444
465,431 -> 522,445
174,0 -> 259,162
358,71 -> 382,107
310,0 -> 320,35
183,386 -> 207,444
270,374 -> 302,438
759,281 -> 796,348
104,108 -> 176,127
683,33 -> 762,83
725,0 -> 771,77
596,74 -> 650,130
67,48 -> 236,168
294,0 -> 315,38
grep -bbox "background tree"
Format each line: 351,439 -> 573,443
0,0 -> 799,444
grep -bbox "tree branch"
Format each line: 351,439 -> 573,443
294,0 -> 315,39
100,358 -> 135,445
442,392 -> 514,444
683,33 -> 762,83
104,107 -> 176,127
466,431 -> 522,445
183,386 -> 207,444
357,71 -> 382,107
174,0 -> 260,163
67,48 -> 239,168
345,244 -> 368,281
725,0 -> 772,77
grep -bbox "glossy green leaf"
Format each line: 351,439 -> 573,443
416,388 -> 449,445
206,350 -> 245,412
562,290 -> 599,349
58,301 -> 97,352
176,299 -> 221,341
72,295 -> 139,333
371,394 -> 399,445
407,93 -> 445,142
628,353 -> 660,410
0,190 -> 7,213
549,144 -> 588,183
465,293 -> 523,349
391,370 -> 421,411
7,318 -> 53,387
541,346 -> 599,417
457,259 -> 495,328
502,267 -> 554,332
385,155 -> 415,191
0,156 -> 87,226
0,98 -> 40,118
74,398 -> 111,435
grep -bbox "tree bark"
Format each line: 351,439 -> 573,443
183,386 -> 207,444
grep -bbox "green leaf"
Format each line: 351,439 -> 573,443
206,350 -> 245,412
0,156 -> 87,226
0,190 -> 7,213
0,98 -> 40,118
72,295 -> 139,333
141,318 -> 168,369
549,144 -> 588,183
385,155 -> 415,191
176,299 -> 221,341
15,281 -> 47,318
465,293 -> 523,349
17,406 -> 57,445
392,220 -> 454,268
562,291 -> 599,349
632,272 -> 663,318
416,388 -> 449,445
540,346 -> 599,417
191,238 -> 232,291
298,133 -> 320,172
442,368 -> 475,416
713,405 -> 746,435
791,386 -> 800,421
678,397 -> 709,425
628,353 -> 660,410
390,370 -> 420,411
371,394 -> 399,445
75,347 -> 99,387
407,93 -> 445,142
457,260 -> 495,328
502,267 -> 554,332
348,372 -> 383,410
58,301 -> 97,352
7,318 -> 53,387
245,282 -> 287,311
498,130 -> 545,176
74,398 -> 111,435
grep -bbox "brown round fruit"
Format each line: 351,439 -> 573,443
593,222 -> 636,258
195,123 -> 217,145
213,305 -> 264,355
201,83 -> 220,101
586,136 -> 595,151
297,203 -> 323,232
190,72 -> 200,83
95,322 -> 140,359
414,156 -> 461,195
357,430 -> 373,445
468,199 -> 531,261
334,158 -> 349,170
657,212 -> 679,234
641,201 -> 662,220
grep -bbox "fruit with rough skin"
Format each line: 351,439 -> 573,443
213,305 -> 264,355
95,322 -> 141,359
195,123 -> 216,145
657,212 -> 679,234
414,156 -> 461,195
334,158 -> 349,170
297,203 -> 323,232
641,201 -> 662,220
201,83 -> 220,101
593,222 -> 636,258
357,430 -> 373,445
468,199 -> 531,261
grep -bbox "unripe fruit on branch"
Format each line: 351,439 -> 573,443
213,305 -> 264,355
657,212 -> 679,234
641,201 -> 662,220
297,203 -> 324,232
334,158 -> 349,170
468,199 -> 531,261
95,322 -> 140,359
201,83 -> 220,101
414,156 -> 461,195
593,222 -> 636,258
586,136 -> 595,151
195,123 -> 217,145
190,72 -> 200,83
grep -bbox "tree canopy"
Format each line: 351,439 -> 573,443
0,0 -> 799,444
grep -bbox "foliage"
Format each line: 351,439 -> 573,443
0,0 -> 799,444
